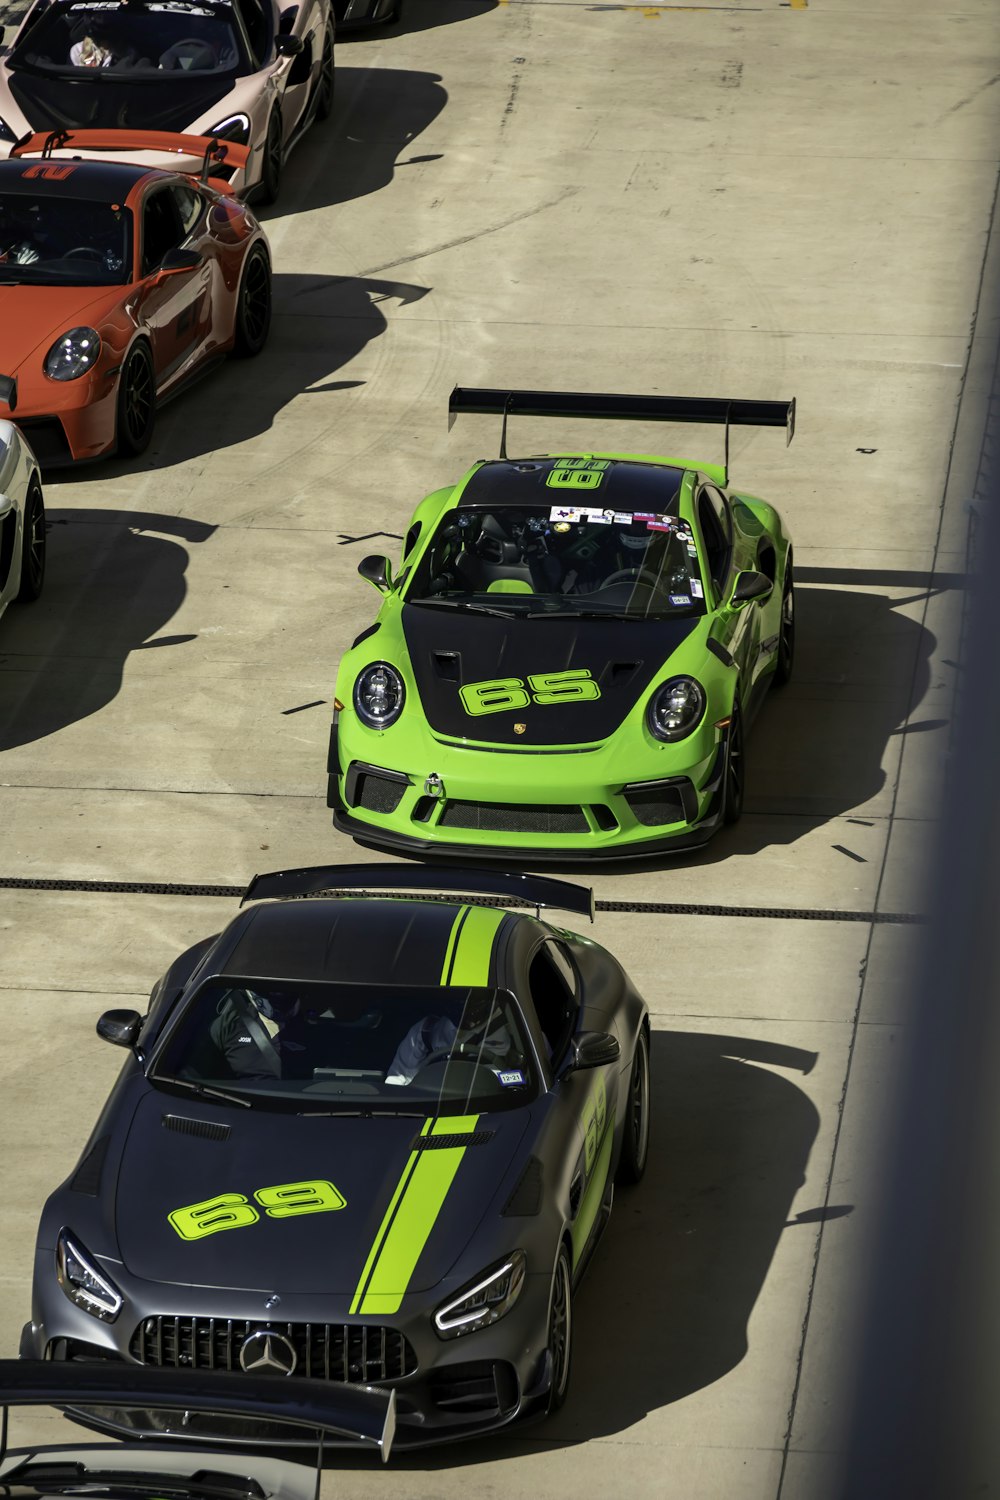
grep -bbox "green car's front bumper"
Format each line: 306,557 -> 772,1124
328,714 -> 730,863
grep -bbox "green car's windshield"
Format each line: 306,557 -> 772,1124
405,503 -> 707,619
151,978 -> 538,1114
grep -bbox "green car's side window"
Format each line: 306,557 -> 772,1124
697,485 -> 732,600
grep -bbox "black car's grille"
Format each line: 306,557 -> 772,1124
428,1360 -> 518,1416
438,800 -> 588,834
130,1317 -> 417,1384
624,783 -> 688,827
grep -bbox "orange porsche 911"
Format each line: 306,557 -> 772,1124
0,129 -> 271,464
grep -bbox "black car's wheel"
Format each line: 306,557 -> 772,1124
722,703 -> 745,825
617,1026 -> 650,1185
259,110 -> 283,204
774,559 -> 795,687
15,477 -> 45,602
232,243 -> 272,358
315,23 -> 336,119
547,1246 -> 573,1413
116,341 -> 156,457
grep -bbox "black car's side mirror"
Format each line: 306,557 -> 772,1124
275,33 -> 305,56
730,570 -> 773,607
568,1031 -> 620,1071
97,1009 -> 142,1049
358,554 -> 393,593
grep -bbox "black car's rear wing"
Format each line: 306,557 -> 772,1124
0,1360 -> 395,1462
448,385 -> 796,483
243,864 -> 595,921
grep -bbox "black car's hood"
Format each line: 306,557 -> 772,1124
9,71 -> 234,134
402,604 -> 702,746
116,1094 -> 528,1296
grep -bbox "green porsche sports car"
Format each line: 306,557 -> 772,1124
328,388 -> 796,863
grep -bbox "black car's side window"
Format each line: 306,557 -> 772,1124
697,484 -> 732,597
528,941 -> 578,1065
141,189 -> 184,275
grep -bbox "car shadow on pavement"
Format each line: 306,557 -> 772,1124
0,509 -> 215,753
319,1028 -> 819,1469
382,0 -> 499,38
96,273 -> 429,476
268,66 -> 449,220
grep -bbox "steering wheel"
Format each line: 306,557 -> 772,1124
601,567 -> 661,589
64,246 -> 105,259
410,1042 -> 508,1076
162,38 -> 216,69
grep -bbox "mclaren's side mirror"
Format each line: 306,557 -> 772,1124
358,554 -> 393,593
730,570 -> 773,607
275,33 -> 305,56
569,1031 -> 620,1071
97,1009 -> 142,1049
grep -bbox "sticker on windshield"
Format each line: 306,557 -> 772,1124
690,579 -> 704,598
669,594 -> 690,606
646,516 -> 675,532
496,1069 -> 526,1087
547,504 -> 613,525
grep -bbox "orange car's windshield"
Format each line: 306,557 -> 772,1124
0,194 -> 132,284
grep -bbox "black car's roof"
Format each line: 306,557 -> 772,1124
0,158 -> 149,198
220,898 -> 509,988
456,457 -> 687,509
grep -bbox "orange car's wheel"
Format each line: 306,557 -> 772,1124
116,342 -> 156,457
232,244 -> 272,358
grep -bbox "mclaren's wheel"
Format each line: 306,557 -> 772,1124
617,1026 -> 650,1185
316,23 -> 336,119
722,703 -> 745,826
547,1246 -> 573,1414
232,244 -> 272,357
116,342 -> 156,457
774,560 -> 795,687
15,477 -> 45,601
259,111 -> 283,205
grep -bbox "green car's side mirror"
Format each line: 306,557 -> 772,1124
730,570 -> 773,607
358,554 -> 393,594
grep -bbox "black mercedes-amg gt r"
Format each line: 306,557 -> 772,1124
22,866 -> 651,1450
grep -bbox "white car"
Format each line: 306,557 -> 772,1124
0,418 -> 45,624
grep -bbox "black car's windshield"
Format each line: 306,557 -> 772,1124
0,193 -> 131,283
152,978 -> 538,1113
11,0 -> 248,76
405,502 -> 707,620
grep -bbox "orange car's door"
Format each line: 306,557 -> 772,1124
134,183 -> 212,389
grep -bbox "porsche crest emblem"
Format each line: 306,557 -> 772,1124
514,723 -> 527,735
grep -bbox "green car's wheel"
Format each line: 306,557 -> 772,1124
774,561 -> 795,687
723,704 -> 745,825
617,1026 -> 650,1185
547,1246 -> 573,1413
16,477 -> 45,601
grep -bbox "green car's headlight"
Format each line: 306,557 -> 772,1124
434,1250 -> 527,1339
44,328 -> 102,382
354,662 -> 405,729
56,1229 -> 123,1322
647,676 -> 706,742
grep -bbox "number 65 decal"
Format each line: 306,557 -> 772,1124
460,669 -> 601,717
168,1179 -> 346,1241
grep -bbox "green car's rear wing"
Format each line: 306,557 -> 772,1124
448,386 -> 796,483
243,863 -> 595,921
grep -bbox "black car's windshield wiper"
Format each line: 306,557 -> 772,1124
409,598 -> 517,620
153,1075 -> 252,1109
299,1107 -> 426,1118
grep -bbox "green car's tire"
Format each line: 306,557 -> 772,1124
774,561 -> 795,687
546,1246 -> 573,1413
617,1026 -> 650,1185
723,704 -> 745,825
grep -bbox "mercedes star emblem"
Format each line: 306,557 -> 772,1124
239,1329 -> 297,1376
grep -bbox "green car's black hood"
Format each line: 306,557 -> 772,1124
401,604 -> 702,746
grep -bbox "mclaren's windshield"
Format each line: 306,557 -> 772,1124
151,979 -> 539,1113
10,0 -> 250,76
0,193 -> 131,283
404,502 -> 707,620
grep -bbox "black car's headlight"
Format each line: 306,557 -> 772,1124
207,113 -> 251,145
44,328 -> 102,382
434,1250 -> 526,1339
354,662 -> 405,728
647,676 -> 706,742
56,1229 -> 123,1323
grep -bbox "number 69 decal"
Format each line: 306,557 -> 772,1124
460,669 -> 601,717
168,1179 -> 346,1241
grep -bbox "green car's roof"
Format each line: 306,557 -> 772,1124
452,456 -> 697,510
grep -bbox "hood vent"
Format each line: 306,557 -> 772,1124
502,1156 -> 543,1216
412,1130 -> 494,1151
70,1135 -> 111,1196
162,1114 -> 231,1143
432,651 -> 461,681
607,660 -> 642,686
